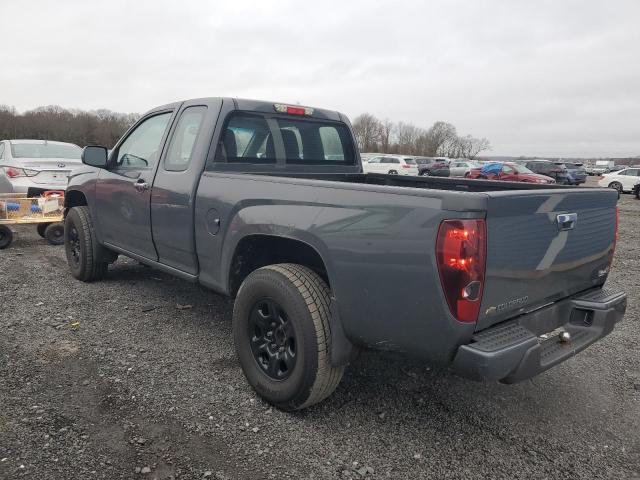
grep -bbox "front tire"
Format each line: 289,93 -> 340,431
233,264 -> 344,411
64,206 -> 108,282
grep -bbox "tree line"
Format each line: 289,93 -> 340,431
352,113 -> 490,159
0,105 -> 139,148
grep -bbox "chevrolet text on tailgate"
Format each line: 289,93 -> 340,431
64,97 -> 626,411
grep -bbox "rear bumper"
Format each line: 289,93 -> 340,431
452,288 -> 626,383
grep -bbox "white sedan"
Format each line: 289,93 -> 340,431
597,168 -> 640,193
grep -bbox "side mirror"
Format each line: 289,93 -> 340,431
82,146 -> 108,168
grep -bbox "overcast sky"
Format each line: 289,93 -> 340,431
2,0 -> 639,157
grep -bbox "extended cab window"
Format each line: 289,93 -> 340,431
115,112 -> 172,169
214,112 -> 355,166
165,106 -> 206,171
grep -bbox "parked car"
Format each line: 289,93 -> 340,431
0,140 -> 82,195
64,97 -> 625,411
468,162 -> 555,183
561,162 -> 587,185
362,155 -> 419,175
413,157 -> 450,177
597,167 -> 640,193
592,160 -> 616,175
522,160 -> 569,184
359,153 -> 376,163
449,160 -> 482,177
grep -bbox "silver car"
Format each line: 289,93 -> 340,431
0,140 -> 82,194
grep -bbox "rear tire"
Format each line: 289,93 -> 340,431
608,181 -> 623,193
44,223 -> 65,245
64,206 -> 108,281
388,170 -> 398,175
0,225 -> 13,249
233,263 -> 345,411
37,223 -> 51,238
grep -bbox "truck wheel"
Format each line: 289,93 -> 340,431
64,206 -> 108,281
233,263 -> 345,411
608,181 -> 623,193
44,222 -> 65,245
37,223 -> 51,238
0,225 -> 13,249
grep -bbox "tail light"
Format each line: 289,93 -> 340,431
4,167 -> 38,178
436,219 -> 487,323
402,164 -> 412,169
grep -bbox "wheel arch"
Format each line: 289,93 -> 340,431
227,233 -> 353,367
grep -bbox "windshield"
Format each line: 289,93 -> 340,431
514,164 -> 534,174
11,142 -> 81,159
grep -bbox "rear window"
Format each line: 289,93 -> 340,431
10,142 -> 81,159
215,112 -> 355,166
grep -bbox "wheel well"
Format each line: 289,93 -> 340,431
229,235 -> 329,296
64,190 -> 88,214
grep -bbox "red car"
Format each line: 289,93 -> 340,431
468,162 -> 555,184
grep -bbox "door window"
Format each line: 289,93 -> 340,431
502,165 -> 514,174
164,106 -> 207,171
626,169 -> 639,176
115,113 -> 172,169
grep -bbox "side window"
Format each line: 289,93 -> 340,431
319,126 -> 345,161
502,165 -> 514,174
115,113 -> 172,169
164,106 -> 207,171
626,169 -> 639,176
368,157 -> 380,164
0,143 -> 4,160
617,170 -> 628,176
216,113 -> 276,164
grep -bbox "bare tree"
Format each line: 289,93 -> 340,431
352,113 -> 382,152
378,118 -> 395,153
396,122 -> 421,155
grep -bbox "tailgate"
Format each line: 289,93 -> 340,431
477,188 -> 618,330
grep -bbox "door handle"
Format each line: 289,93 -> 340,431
134,180 -> 149,193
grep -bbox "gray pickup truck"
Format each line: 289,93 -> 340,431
64,97 -> 626,411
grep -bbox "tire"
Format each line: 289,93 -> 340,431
608,181 -> 623,193
464,172 -> 470,178
64,206 -> 108,281
478,175 -> 488,179
37,223 -> 51,238
233,263 -> 345,411
0,225 -> 13,249
44,222 -> 65,245
388,170 -> 398,175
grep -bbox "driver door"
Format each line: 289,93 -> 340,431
95,110 -> 175,260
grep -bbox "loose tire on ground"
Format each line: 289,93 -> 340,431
0,225 -> 13,249
37,223 -> 51,238
64,206 -> 108,281
44,222 -> 65,245
233,263 -> 345,411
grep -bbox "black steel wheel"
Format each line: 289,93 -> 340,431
249,298 -> 297,380
233,263 -> 345,411
44,222 -> 64,245
0,225 -> 13,249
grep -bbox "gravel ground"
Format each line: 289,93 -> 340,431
1,187 -> 639,479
